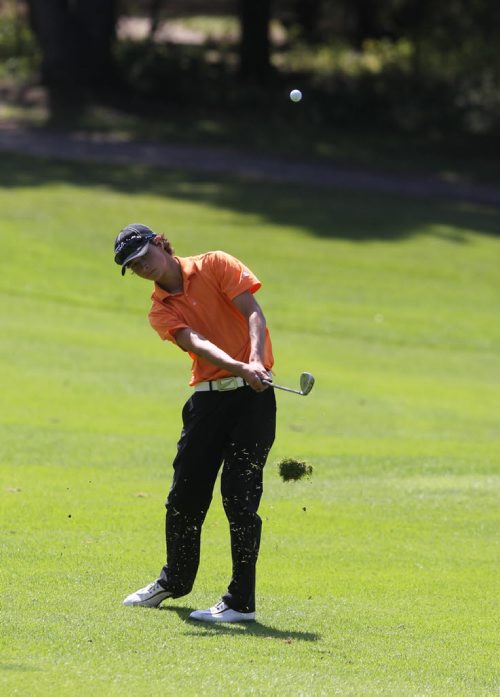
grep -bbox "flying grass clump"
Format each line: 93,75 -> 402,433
277,458 -> 313,482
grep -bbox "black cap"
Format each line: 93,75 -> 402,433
114,224 -> 156,275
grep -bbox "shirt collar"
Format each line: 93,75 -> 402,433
152,256 -> 198,300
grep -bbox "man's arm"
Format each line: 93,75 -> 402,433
231,290 -> 268,366
174,291 -> 270,392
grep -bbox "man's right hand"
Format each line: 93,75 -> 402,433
239,362 -> 271,393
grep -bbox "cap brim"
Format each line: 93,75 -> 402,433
121,242 -> 150,275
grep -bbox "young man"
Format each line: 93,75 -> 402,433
114,223 -> 276,622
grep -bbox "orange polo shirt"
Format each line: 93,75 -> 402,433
149,251 -> 274,386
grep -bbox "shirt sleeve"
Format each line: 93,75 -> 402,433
148,297 -> 188,344
209,251 -> 261,300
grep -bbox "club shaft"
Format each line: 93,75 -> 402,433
262,379 -> 303,395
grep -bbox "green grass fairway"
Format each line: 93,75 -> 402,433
0,153 -> 499,696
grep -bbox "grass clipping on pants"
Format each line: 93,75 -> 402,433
277,458 -> 313,482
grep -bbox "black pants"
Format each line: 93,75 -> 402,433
159,386 -> 276,613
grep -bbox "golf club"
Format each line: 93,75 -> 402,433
263,371 -> 315,396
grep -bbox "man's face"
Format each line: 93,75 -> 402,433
129,242 -> 167,281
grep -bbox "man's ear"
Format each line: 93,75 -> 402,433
152,235 -> 163,245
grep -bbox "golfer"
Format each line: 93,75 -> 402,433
115,224 -> 276,622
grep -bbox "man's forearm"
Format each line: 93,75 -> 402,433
175,328 -> 245,376
231,291 -> 267,369
247,306 -> 267,365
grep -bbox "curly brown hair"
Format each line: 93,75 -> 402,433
155,234 -> 174,256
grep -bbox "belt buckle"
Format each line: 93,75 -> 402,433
216,377 -> 238,391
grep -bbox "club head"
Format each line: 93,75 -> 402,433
299,372 -> 315,396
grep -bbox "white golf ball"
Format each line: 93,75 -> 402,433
289,89 -> 302,103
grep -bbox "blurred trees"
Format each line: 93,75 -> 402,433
6,0 -> 500,134
22,0 -> 500,88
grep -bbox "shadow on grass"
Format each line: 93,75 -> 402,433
160,605 -> 320,641
1,152 -> 499,241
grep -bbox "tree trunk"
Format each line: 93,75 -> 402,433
149,0 -> 165,38
239,0 -> 272,82
294,0 -> 322,43
27,0 -> 72,86
73,0 -> 117,85
27,0 -> 116,89
352,0 -> 380,48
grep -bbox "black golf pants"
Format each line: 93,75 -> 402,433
158,385 -> 276,613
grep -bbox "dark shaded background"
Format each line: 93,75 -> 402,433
1,0 -> 499,182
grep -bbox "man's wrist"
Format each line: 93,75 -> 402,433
232,361 -> 247,378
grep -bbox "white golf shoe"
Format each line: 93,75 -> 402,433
189,600 -> 255,623
123,580 -> 172,607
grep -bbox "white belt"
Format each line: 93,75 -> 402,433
194,376 -> 247,392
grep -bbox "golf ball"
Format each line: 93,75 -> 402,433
289,89 -> 302,103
